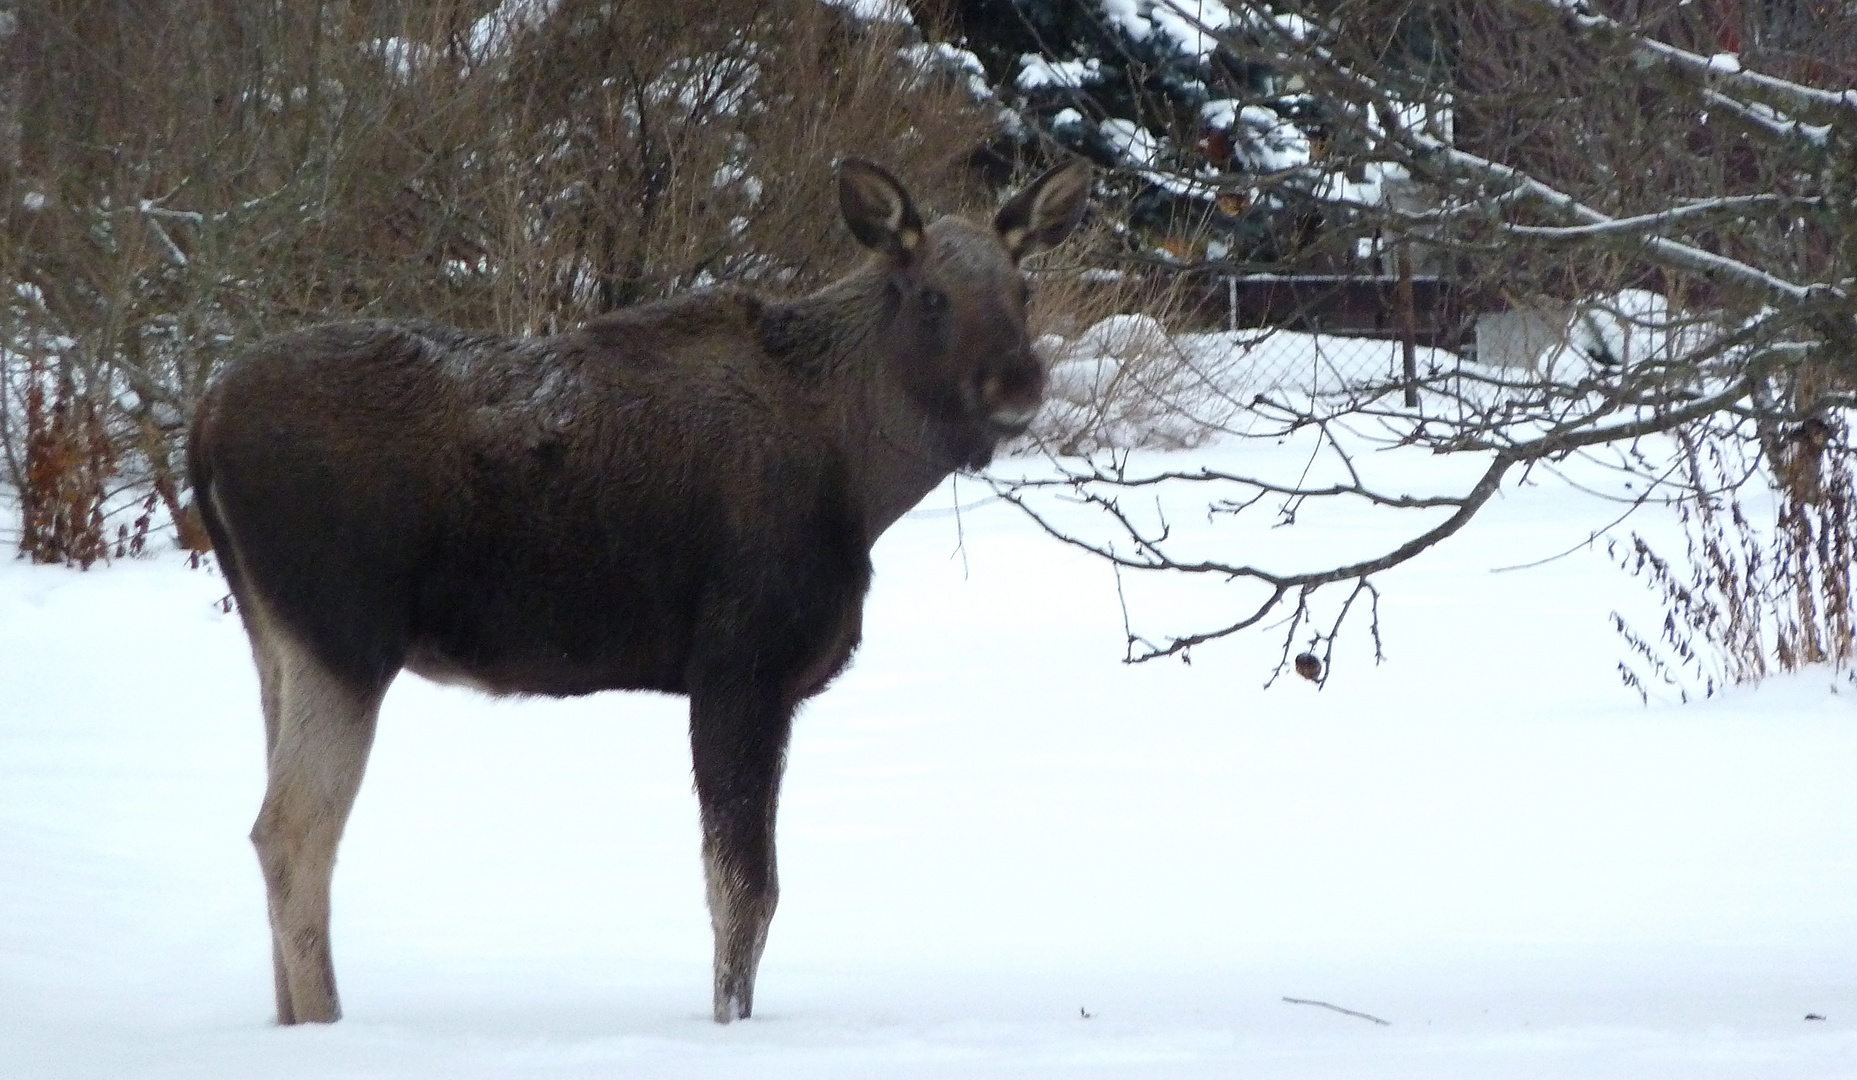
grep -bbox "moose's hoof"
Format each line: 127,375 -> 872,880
712,992 -> 752,1024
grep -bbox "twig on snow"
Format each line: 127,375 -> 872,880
1282,996 -> 1392,1026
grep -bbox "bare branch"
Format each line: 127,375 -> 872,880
1493,195 -> 1824,240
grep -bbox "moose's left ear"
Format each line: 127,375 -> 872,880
994,158 -> 1091,263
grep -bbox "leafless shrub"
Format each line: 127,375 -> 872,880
17,354 -> 112,567
1,0 -> 996,555
1616,397 -> 1854,700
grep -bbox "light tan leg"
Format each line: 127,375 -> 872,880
702,833 -> 779,1023
247,633 -> 296,1022
247,632 -> 383,1025
689,677 -> 790,1024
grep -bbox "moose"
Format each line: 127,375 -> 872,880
189,157 -> 1090,1026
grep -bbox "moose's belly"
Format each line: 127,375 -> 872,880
402,634 -> 691,697
404,574 -> 697,697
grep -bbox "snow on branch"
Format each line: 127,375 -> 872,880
1379,111 -> 1838,310
1491,194 -> 1825,240
1698,89 -> 1833,149
1544,0 -> 1857,120
1225,17 -> 1848,310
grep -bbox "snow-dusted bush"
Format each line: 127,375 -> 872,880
1,0 -> 995,560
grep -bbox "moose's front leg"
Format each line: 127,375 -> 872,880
688,678 -> 793,1023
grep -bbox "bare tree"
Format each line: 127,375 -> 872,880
989,0 -> 1856,686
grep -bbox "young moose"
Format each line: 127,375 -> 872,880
189,158 -> 1090,1025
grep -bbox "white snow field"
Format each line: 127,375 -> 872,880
3,438 -> 1855,1078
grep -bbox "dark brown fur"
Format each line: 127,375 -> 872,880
189,159 -> 1089,1025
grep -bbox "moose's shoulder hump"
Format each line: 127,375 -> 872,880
245,319 -> 507,371
578,287 -> 767,345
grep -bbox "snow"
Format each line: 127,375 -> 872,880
1036,322 -> 1462,452
1500,289 -> 1722,379
1037,316 -> 1226,450
1017,55 -> 1103,92
1150,0 -> 1239,59
902,43 -> 992,101
1100,0 -> 1151,43
820,0 -> 913,24
1272,12 -> 1313,41
4,428 -> 1857,1076
646,55 -> 761,117
467,0 -> 559,61
711,161 -> 764,205
1204,100 -> 1314,178
1097,115 -> 1220,202
1096,0 -> 1239,59
1100,118 -> 1163,169
1232,104 -> 1311,172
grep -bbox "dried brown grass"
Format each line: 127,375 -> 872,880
1615,412 -> 1855,700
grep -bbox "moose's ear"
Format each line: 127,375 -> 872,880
838,159 -> 924,261
994,158 -> 1091,263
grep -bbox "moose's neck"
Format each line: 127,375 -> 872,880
766,273 -> 968,544
852,413 -> 965,541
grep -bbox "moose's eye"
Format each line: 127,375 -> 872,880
919,287 -> 947,314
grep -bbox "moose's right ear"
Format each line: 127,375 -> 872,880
838,159 -> 924,262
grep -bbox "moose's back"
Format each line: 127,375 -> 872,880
192,298 -> 869,698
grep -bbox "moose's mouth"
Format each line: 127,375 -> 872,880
985,401 -> 1042,438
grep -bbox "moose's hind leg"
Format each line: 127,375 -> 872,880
246,633 -> 295,1021
247,632 -> 385,1025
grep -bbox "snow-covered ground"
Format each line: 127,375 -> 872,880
4,437 -> 1855,1078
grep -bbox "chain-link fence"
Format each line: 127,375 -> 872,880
1029,269 -> 1485,453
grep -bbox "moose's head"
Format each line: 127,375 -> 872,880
838,157 -> 1091,468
